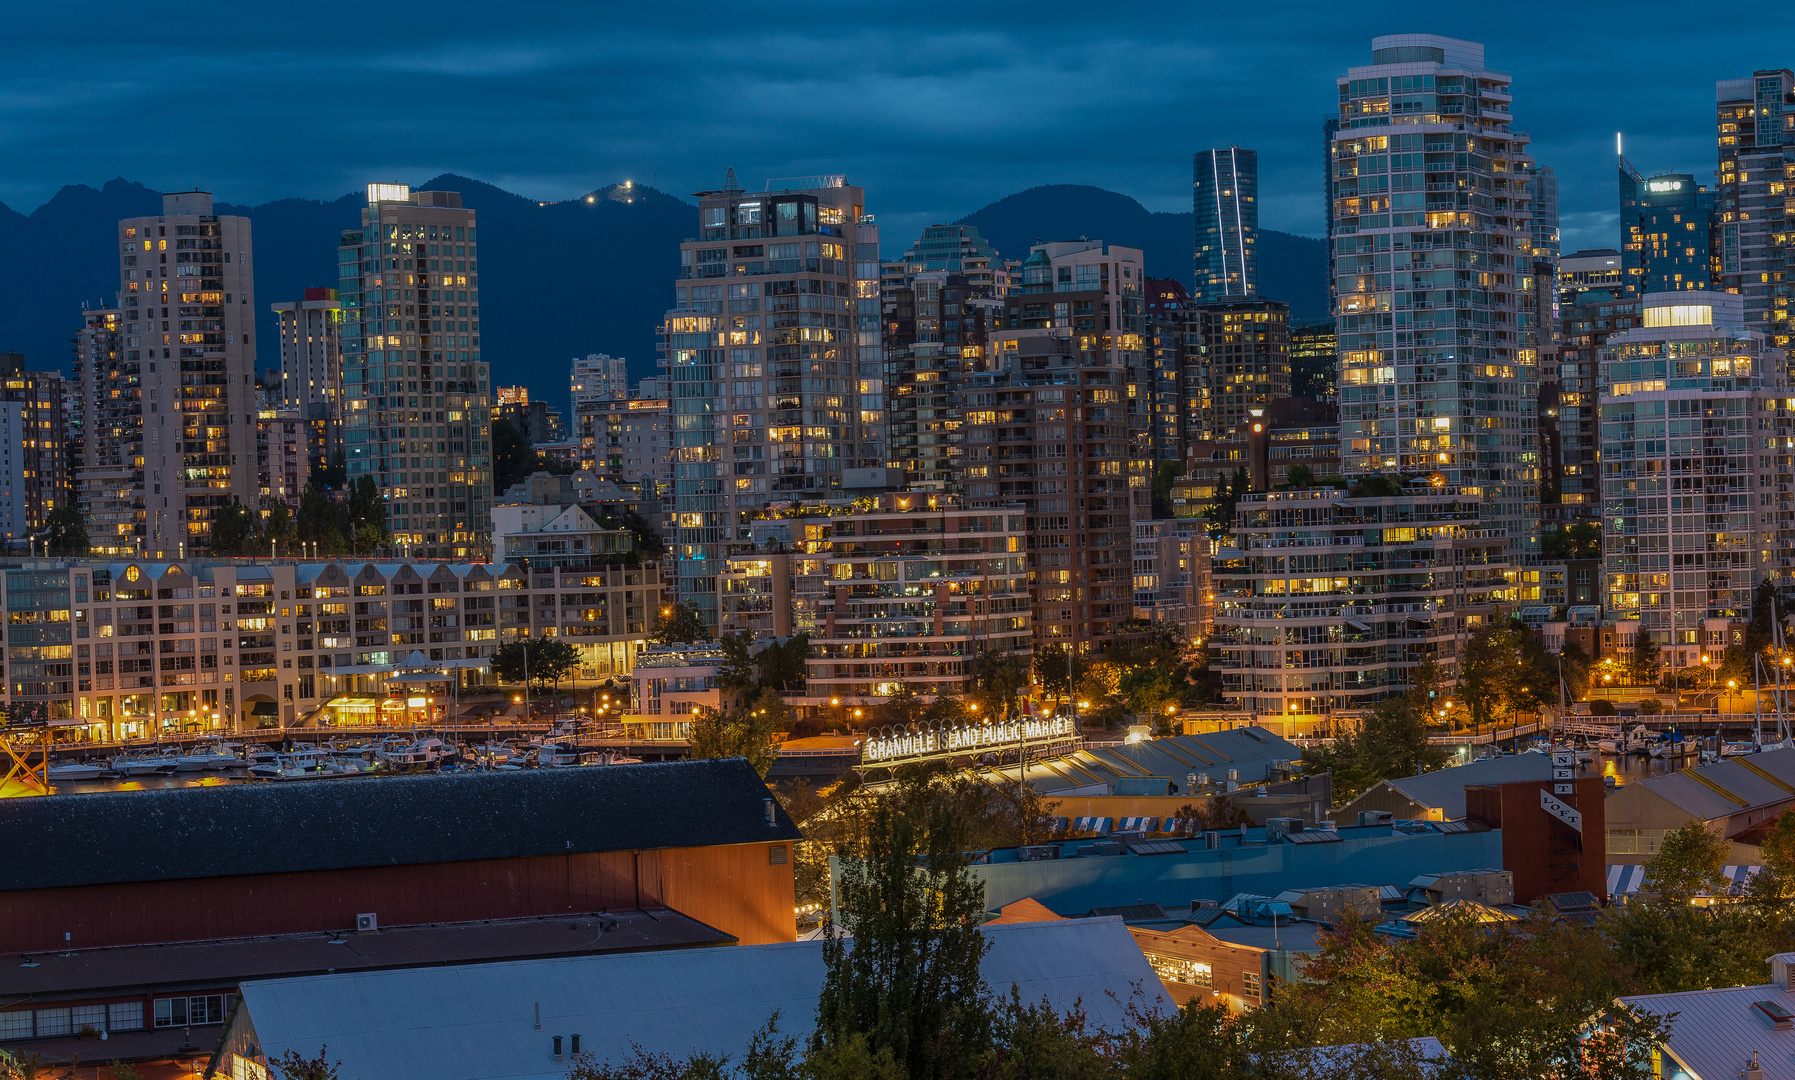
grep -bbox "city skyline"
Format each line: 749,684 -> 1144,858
0,5 -> 1772,255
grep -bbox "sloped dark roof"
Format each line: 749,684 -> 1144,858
0,759 -> 800,893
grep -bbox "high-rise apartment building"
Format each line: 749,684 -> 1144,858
1331,35 -> 1538,560
1551,277 -> 1640,525
1715,71 -> 1795,348
1619,163 -> 1713,295
1191,298 -> 1291,441
0,353 -> 70,540
96,190 -> 260,557
256,405 -> 309,515
962,240 -> 1151,651
72,309 -> 139,555
891,225 -> 1005,296
336,183 -> 494,560
571,353 -> 629,409
883,272 -> 995,490
660,173 -> 883,628
1193,147 -> 1257,300
1598,291 -> 1792,673
1144,279 -> 1191,459
580,394 -> 672,490
1558,249 -> 1624,304
271,287 -> 343,477
1289,321 -> 1339,401
1213,487 -> 1510,727
1524,163 -> 1560,259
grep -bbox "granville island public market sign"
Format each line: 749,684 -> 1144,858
861,715 -> 1077,764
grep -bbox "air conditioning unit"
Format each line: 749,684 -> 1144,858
355,913 -> 378,932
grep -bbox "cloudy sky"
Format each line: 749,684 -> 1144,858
0,2 -> 1763,251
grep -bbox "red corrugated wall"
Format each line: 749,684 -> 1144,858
0,842 -> 795,953
1465,775 -> 1607,905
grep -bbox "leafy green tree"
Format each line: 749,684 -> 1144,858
1643,821 -> 1729,901
346,476 -> 389,551
1302,682 -> 1448,802
264,498 -> 295,555
1283,463 -> 1315,488
1629,631 -> 1664,688
1150,460 -> 1179,520
44,504 -> 89,557
210,500 -> 257,555
972,649 -> 1031,719
686,690 -> 782,778
1204,465 -> 1251,532
651,600 -> 712,645
491,637 -> 584,694
1032,644 -> 1078,707
717,631 -> 760,694
757,635 -> 811,694
1761,810 -> 1795,897
815,793 -> 993,1080
270,1045 -> 344,1080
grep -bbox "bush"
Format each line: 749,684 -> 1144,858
1589,699 -> 1617,716
1638,698 -> 1664,715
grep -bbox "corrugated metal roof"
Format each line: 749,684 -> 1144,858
1018,729 -> 1304,796
1382,756 -> 1555,819
1620,983 -> 1795,1080
0,759 -> 799,892
1631,747 -> 1795,821
235,918 -> 1172,1080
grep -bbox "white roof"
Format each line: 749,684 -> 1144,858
234,918 -> 1168,1079
1620,983 -> 1795,1079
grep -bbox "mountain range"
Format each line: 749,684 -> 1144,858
0,178 -> 1327,411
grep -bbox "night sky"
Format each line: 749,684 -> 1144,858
0,3 -> 1766,253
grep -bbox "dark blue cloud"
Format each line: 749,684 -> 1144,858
0,2 -> 1754,255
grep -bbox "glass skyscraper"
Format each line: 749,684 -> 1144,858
1193,147 -> 1257,300
336,183 -> 494,560
1331,34 -> 1538,560
1619,161 -> 1713,295
1715,70 -> 1793,346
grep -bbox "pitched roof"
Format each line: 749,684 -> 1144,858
1620,982 -> 1795,1080
1383,754 -> 1555,819
1627,747 -> 1795,822
231,918 -> 1171,1080
985,898 -> 1066,925
0,759 -> 799,892
998,728 -> 1305,795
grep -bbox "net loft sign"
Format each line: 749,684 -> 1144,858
1540,789 -> 1583,833
862,716 -> 1077,764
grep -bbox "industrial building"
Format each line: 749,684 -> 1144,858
951,818 -> 1502,916
1336,754 -> 1555,822
1615,952 -> 1795,1080
0,760 -> 803,1072
1603,747 -> 1795,865
210,918 -> 1169,1080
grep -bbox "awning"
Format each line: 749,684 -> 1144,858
386,672 -> 452,685
324,696 -> 379,708
250,701 -> 280,716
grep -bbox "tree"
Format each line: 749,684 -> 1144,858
717,631 -> 760,694
1150,460 -> 1179,520
972,649 -> 1030,719
1301,684 -> 1448,803
346,476 -> 389,552
756,635 -> 810,694
492,417 -> 534,497
651,600 -> 711,645
1629,631 -> 1664,688
491,637 -> 583,694
1205,465 -> 1251,532
264,498 -> 295,555
210,500 -> 257,555
815,793 -> 993,1080
43,504 -> 88,557
1756,809 -> 1795,898
686,691 -> 781,778
270,1045 -> 345,1080
1032,644 -> 1078,707
1643,821 -> 1729,901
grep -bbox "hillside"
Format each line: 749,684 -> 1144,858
0,179 -> 1330,413
0,176 -> 692,403
956,184 -> 1329,321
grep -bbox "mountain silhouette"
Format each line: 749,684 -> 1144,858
956,184 -> 1329,321
0,178 -> 1329,415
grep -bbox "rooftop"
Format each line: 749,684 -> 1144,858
1355,754 -> 1556,820
227,918 -> 1169,1080
0,909 -> 729,1003
0,760 -> 799,893
1620,978 -> 1795,1080
1617,746 -> 1795,823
